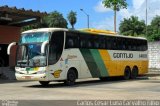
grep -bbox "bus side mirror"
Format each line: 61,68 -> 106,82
7,42 -> 17,55
41,41 -> 49,54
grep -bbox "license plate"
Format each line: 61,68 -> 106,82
24,76 -> 31,80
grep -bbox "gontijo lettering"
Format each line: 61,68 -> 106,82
113,53 -> 133,58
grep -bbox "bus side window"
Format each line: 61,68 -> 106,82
99,36 -> 105,49
68,38 -> 74,48
94,37 -> 99,49
143,40 -> 148,51
132,39 -> 137,51
86,35 -> 92,48
106,37 -> 111,50
88,40 -> 92,48
80,37 -> 86,48
65,32 -> 79,49
49,31 -> 64,65
112,37 -> 117,50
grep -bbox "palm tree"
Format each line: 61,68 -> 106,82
102,0 -> 127,32
119,16 -> 145,36
67,11 -> 77,29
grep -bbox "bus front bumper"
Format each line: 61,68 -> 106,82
15,73 -> 48,81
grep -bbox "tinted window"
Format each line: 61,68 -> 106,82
65,31 -> 148,51
49,31 -> 64,65
65,32 -> 79,48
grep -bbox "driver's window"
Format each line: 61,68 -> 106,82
49,31 -> 64,65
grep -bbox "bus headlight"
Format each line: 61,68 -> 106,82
16,71 -> 24,74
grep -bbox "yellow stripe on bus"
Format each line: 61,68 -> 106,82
99,50 -> 148,77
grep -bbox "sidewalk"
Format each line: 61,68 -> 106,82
146,69 -> 160,80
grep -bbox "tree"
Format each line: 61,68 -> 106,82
46,11 -> 68,28
119,16 -> 145,36
67,11 -> 77,29
147,15 -> 160,41
22,11 -> 68,31
102,0 -> 127,32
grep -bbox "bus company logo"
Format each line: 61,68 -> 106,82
113,53 -> 133,58
2,100 -> 18,106
52,70 -> 62,78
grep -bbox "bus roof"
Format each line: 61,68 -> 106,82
22,28 -> 147,40
22,28 -> 68,34
79,28 -> 116,35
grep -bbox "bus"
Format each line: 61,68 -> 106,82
7,28 -> 148,86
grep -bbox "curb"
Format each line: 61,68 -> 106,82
148,77 -> 160,80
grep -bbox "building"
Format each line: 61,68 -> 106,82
0,5 -> 47,67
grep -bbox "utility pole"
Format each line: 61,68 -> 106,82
146,0 -> 148,36
80,9 -> 90,29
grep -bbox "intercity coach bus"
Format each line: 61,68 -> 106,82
7,28 -> 148,86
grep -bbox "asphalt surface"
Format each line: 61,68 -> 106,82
0,77 -> 160,106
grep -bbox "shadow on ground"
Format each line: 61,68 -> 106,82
24,76 -> 148,88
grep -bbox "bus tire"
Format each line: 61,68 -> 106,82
65,69 -> 76,86
131,67 -> 138,79
0,57 -> 5,67
39,81 -> 50,86
99,77 -> 109,81
99,77 -> 106,81
124,67 -> 131,80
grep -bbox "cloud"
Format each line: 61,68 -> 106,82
132,0 -> 145,10
119,0 -> 160,24
93,0 -> 160,31
94,1 -> 112,13
91,16 -> 114,31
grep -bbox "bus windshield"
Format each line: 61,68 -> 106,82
16,32 -> 50,67
20,32 -> 49,44
16,43 -> 47,67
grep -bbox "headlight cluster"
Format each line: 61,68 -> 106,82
16,71 -> 24,74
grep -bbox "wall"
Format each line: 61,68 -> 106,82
148,41 -> 160,69
0,25 -> 21,66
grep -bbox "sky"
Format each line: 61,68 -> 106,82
1,0 -> 160,31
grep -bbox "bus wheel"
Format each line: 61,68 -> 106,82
0,57 -> 4,67
99,77 -> 106,81
99,77 -> 109,81
65,69 -> 76,86
124,67 -> 131,80
131,67 -> 138,79
39,81 -> 50,86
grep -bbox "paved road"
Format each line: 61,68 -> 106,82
0,78 -> 160,105
1,77 -> 160,100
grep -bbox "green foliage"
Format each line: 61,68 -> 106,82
46,11 -> 68,28
22,11 -> 68,31
146,16 -> 160,41
67,10 -> 77,29
102,0 -> 127,32
102,0 -> 127,11
119,16 -> 145,36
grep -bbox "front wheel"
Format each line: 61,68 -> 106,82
64,69 -> 76,86
0,57 -> 4,67
99,77 -> 110,81
39,81 -> 50,86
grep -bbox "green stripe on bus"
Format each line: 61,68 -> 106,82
90,49 -> 109,77
80,49 -> 101,77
